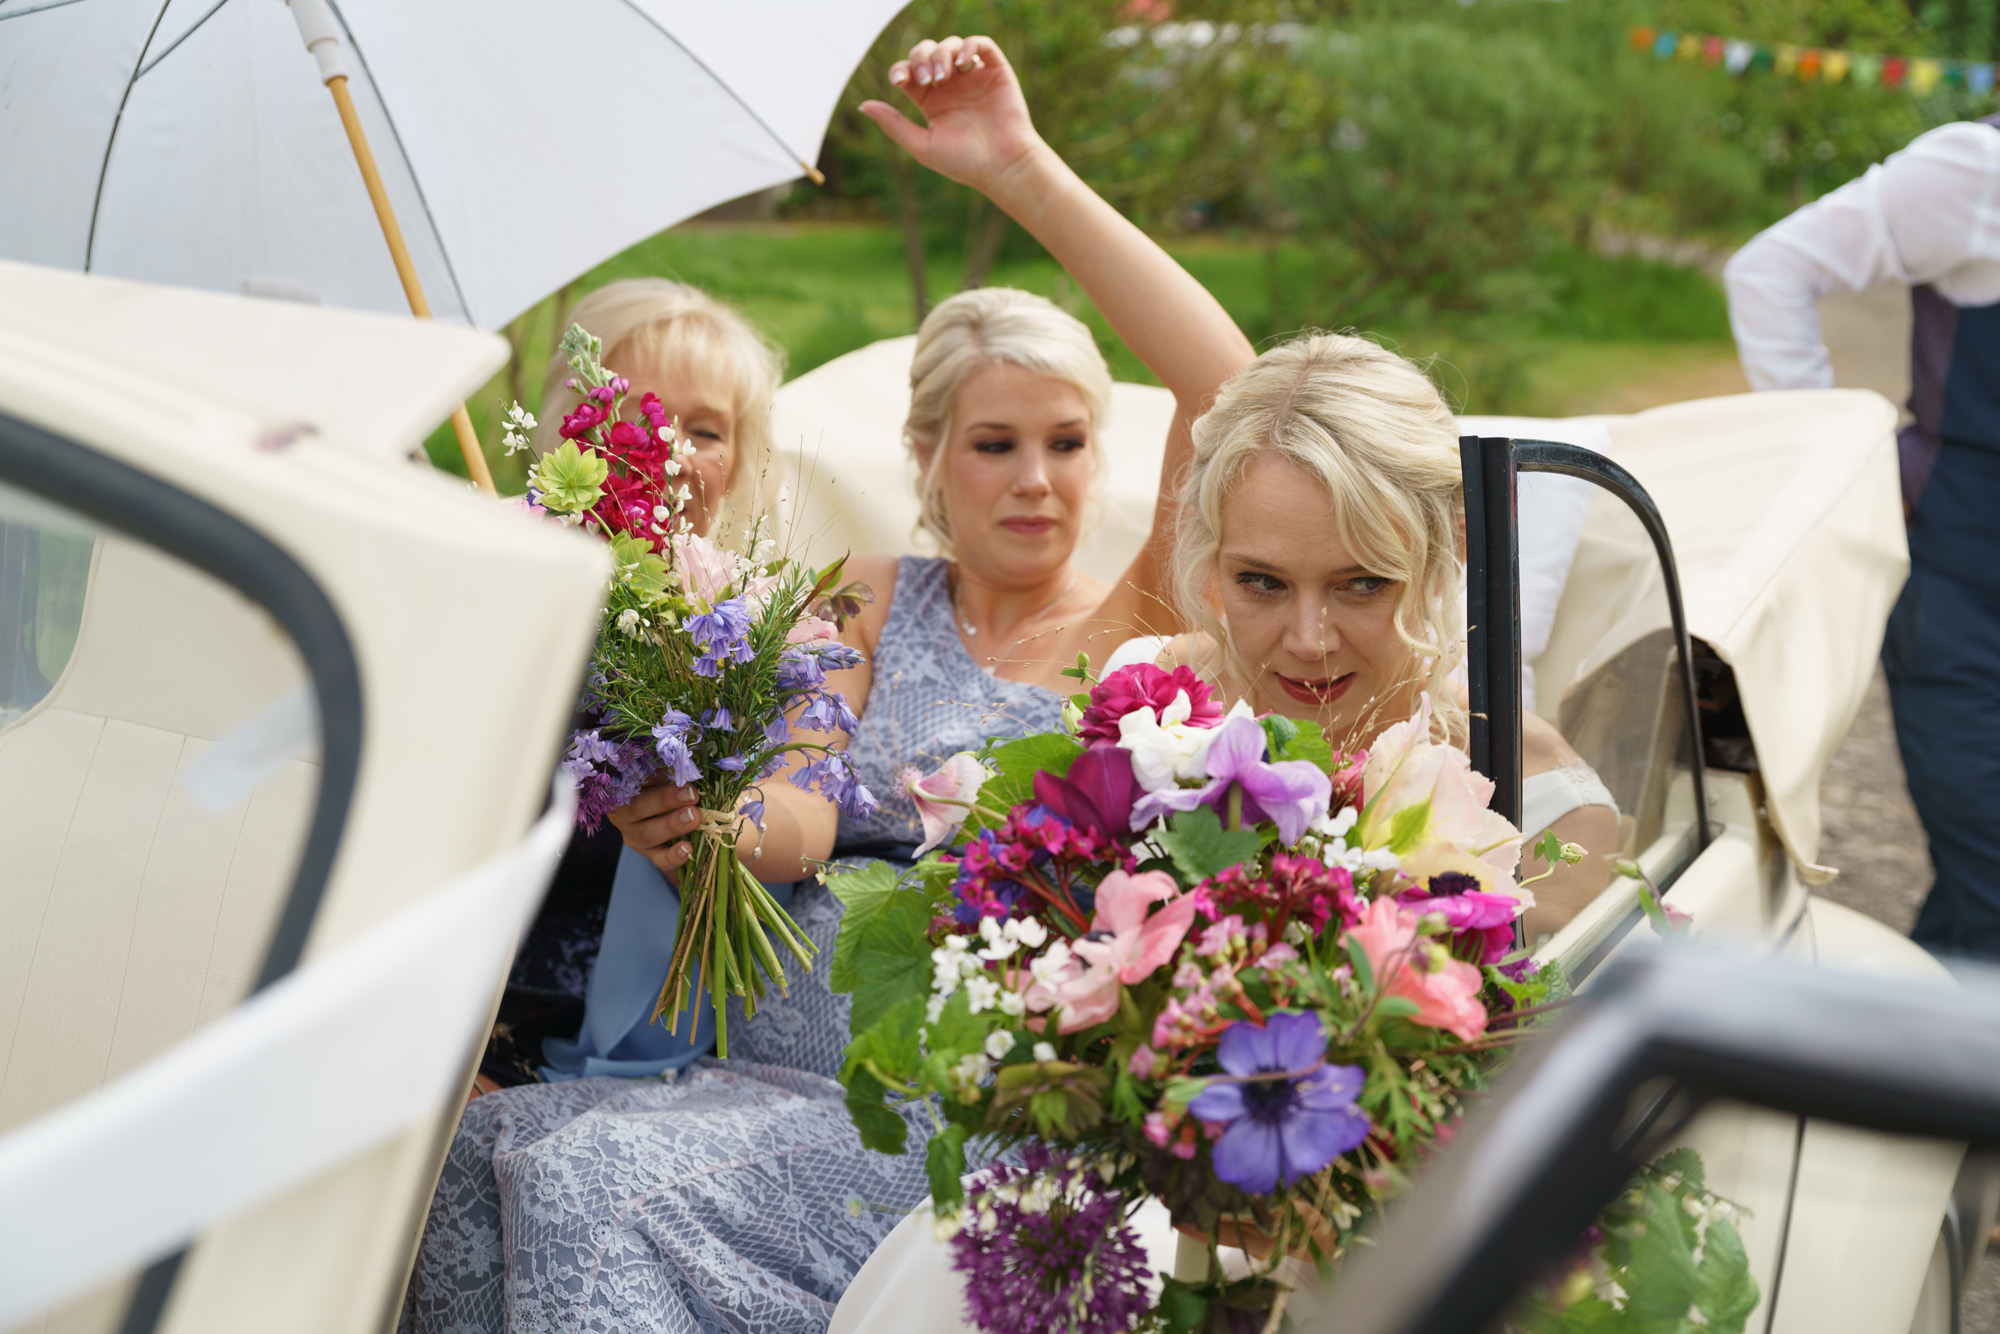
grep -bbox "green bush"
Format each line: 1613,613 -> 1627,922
1278,23 -> 1603,319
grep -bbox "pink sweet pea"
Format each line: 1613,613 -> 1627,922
786,614 -> 840,645
901,753 -> 994,856
1347,896 -> 1488,1043
1025,870 -> 1196,1033
669,531 -> 739,609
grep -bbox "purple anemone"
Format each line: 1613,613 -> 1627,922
1187,1011 -> 1369,1194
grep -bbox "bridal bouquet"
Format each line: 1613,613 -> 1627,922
829,662 -> 1571,1332
509,327 -> 876,1055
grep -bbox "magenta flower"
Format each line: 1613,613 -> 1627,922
1402,886 -> 1521,964
1187,1011 -> 1370,1195
1131,714 -> 1332,843
1033,743 -> 1141,840
559,400 -> 608,440
1077,662 -> 1224,744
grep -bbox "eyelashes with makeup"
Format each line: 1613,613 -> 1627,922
971,436 -> 1088,456
1231,571 -> 1394,599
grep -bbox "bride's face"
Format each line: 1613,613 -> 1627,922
609,349 -> 736,539
1216,454 -> 1421,749
929,362 -> 1094,585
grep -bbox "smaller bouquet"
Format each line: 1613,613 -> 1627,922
830,660 -> 1580,1332
506,327 -> 876,1055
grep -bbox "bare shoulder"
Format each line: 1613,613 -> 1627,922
842,553 -> 901,658
1522,711 -> 1585,777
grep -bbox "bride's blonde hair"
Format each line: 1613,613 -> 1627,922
1172,332 -> 1467,745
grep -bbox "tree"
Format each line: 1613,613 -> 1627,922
826,0 -> 1302,326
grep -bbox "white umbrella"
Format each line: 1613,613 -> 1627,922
0,0 -> 907,482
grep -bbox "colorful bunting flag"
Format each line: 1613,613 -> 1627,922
1629,25 -> 1995,101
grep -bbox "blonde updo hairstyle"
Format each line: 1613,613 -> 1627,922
903,288 -> 1113,555
534,279 -> 784,544
1173,332 -> 1467,745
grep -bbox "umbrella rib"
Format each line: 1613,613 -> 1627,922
610,0 -> 822,178
0,0 -> 93,23
133,0 -> 232,81
324,0 -> 476,325
84,0 -> 175,272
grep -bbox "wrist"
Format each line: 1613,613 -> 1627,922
982,138 -> 1068,222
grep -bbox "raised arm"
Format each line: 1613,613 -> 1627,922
861,36 -> 1255,632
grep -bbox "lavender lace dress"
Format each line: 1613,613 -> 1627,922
404,557 -> 1062,1334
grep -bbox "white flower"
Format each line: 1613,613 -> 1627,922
997,990 -> 1025,1017
753,537 -> 777,564
1028,941 -> 1074,987
1014,917 -> 1049,949
925,994 -> 947,1023
965,974 -> 1001,1014
1032,1041 -> 1056,1063
983,1030 -> 1015,1060
614,608 -> 642,638
1310,806 -> 1359,840
674,484 -> 693,506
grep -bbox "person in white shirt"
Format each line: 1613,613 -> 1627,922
1725,117 -> 2000,961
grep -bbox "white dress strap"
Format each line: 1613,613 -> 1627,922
1520,761 -> 1618,837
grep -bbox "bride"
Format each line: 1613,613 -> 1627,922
832,314 -> 1620,1334
403,33 -> 1253,1334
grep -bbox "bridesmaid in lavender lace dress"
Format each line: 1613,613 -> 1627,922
402,33 -> 1253,1333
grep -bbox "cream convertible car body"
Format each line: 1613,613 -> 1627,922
774,338 -> 1983,1334
0,286 -> 1970,1334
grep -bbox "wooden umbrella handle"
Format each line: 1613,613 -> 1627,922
325,74 -> 497,496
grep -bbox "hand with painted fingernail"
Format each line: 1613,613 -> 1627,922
861,34 -> 1038,196
607,775 -> 707,877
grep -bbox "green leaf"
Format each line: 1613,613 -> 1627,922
924,1124 -> 970,1212
1155,805 -> 1263,883
1276,718 -> 1338,772
1343,934 -> 1376,993
1534,827 -> 1567,870
1260,713 -> 1299,756
606,533 -> 670,603
1651,1147 -> 1706,1193
842,1066 -> 910,1155
826,863 -> 902,992
965,733 -> 1085,834
826,863 -> 935,1032
1692,1217 -> 1761,1333
1385,798 -> 1434,856
845,993 -> 926,1084
1620,1180 -> 1701,1326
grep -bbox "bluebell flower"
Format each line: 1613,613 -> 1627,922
742,799 -> 766,830
653,707 -> 693,738
842,776 -> 878,822
757,753 -> 788,780
797,690 -> 859,735
776,646 -> 826,693
718,754 -> 748,772
653,731 -> 699,787
813,642 -> 864,671
764,715 -> 791,746
701,706 -> 734,733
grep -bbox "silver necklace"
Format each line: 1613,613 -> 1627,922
953,570 -> 1076,638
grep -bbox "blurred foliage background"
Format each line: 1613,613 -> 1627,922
435,0 -> 1988,490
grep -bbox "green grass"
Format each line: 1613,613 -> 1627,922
428,222 -> 1732,487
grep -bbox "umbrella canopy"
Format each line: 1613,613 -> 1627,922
0,0 -> 906,330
